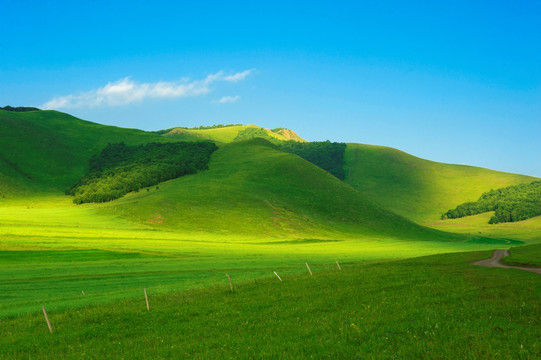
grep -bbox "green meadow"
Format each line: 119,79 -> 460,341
504,243 -> 541,267
0,193 -> 506,318
1,251 -> 539,359
1,109 -> 540,358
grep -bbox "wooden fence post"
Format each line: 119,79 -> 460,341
144,288 -> 150,311
226,273 -> 233,293
42,306 -> 53,334
305,262 -> 313,276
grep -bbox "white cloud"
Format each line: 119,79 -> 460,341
223,69 -> 255,82
214,95 -> 240,104
42,69 -> 254,109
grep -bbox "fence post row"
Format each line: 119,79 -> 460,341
39,260 -> 346,335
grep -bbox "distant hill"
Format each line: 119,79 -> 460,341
344,143 -> 538,223
270,128 -> 305,142
161,124 -> 305,144
0,106 -> 41,112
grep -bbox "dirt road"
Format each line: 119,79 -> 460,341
472,249 -> 541,275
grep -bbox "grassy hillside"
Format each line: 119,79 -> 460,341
0,109 -> 494,243
162,124 -> 305,144
1,250 -> 539,359
0,109 -> 166,196
504,243 -> 541,267
344,143 -> 538,224
99,138 -> 471,241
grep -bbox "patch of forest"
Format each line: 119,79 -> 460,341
234,128 -> 346,180
67,141 -> 218,204
443,180 -> 541,223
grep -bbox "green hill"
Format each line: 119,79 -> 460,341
161,124 -> 305,144
1,109 -> 533,242
344,143 -> 538,224
98,138 -> 471,242
0,109 -> 166,196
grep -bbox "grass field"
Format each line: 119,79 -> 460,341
429,212 -> 541,244
0,192 -> 509,318
504,243 -> 541,267
1,251 -> 539,359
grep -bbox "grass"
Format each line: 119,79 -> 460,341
0,199 -> 503,318
163,124 -> 304,144
0,109 -> 168,196
0,250 -> 539,359
504,243 -> 541,267
96,138 -> 475,242
1,110 -> 539,357
344,143 -> 538,224
0,111 -> 534,321
429,212 -> 541,244
0,184 -> 511,319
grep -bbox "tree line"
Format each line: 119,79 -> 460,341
67,141 -> 218,204
0,106 -> 40,112
442,180 -> 541,224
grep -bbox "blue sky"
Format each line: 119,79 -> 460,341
1,0 -> 540,176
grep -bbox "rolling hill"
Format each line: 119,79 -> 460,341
0,109 -> 167,196
98,138 -> 464,242
344,143 -> 538,224
161,124 -> 305,144
1,109 -> 535,243
0,109 -> 467,243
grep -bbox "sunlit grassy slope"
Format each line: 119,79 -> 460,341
344,143 -> 538,224
163,124 -> 304,144
1,194 -> 502,318
0,109 -> 166,196
99,138 -> 470,242
429,212 -> 541,244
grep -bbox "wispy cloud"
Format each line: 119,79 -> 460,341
213,95 -> 240,104
43,70 -> 254,109
223,69 -> 255,82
